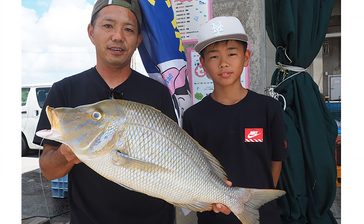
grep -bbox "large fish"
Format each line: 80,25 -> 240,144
36,99 -> 285,224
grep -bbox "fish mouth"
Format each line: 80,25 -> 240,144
35,106 -> 62,141
36,129 -> 62,141
46,106 -> 57,128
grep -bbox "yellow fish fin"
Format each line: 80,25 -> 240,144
172,201 -> 212,212
198,144 -> 228,181
111,149 -> 169,172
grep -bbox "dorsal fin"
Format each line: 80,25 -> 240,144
197,143 -> 227,181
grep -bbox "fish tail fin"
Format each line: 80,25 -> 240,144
230,188 -> 285,224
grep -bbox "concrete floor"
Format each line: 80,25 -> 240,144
22,169 -> 70,224
331,187 -> 341,224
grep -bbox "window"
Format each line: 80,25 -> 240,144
36,87 -> 50,108
21,88 -> 30,106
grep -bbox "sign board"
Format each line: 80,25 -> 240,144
171,0 -> 213,43
171,0 -> 250,105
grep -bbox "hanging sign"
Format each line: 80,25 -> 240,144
171,0 -> 213,43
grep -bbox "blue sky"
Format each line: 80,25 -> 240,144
20,0 -> 146,85
22,0 -> 52,16
21,0 -> 96,85
22,0 -> 95,17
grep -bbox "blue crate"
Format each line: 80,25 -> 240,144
51,174 -> 68,198
326,102 -> 341,112
51,188 -> 68,199
326,102 -> 341,122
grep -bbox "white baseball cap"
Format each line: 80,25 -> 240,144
195,16 -> 248,54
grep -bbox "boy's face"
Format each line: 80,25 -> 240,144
200,40 -> 250,88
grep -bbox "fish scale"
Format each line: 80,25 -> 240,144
36,99 -> 285,224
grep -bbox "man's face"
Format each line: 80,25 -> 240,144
200,40 -> 250,88
88,5 -> 141,69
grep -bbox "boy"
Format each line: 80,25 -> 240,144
182,16 -> 287,224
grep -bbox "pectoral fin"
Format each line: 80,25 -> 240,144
111,149 -> 168,172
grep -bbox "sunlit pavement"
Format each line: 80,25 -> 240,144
22,157 -> 39,174
22,154 -> 70,224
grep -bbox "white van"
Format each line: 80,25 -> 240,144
21,84 -> 51,156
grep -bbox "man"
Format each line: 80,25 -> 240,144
34,1 -> 176,223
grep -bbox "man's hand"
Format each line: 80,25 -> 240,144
40,143 -> 80,180
212,180 -> 232,215
59,144 -> 81,164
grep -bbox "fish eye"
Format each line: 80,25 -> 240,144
92,111 -> 102,120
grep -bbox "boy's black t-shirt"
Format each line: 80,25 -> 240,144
33,67 -> 176,224
183,90 -> 287,224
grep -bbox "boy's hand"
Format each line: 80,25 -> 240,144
212,180 -> 232,215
